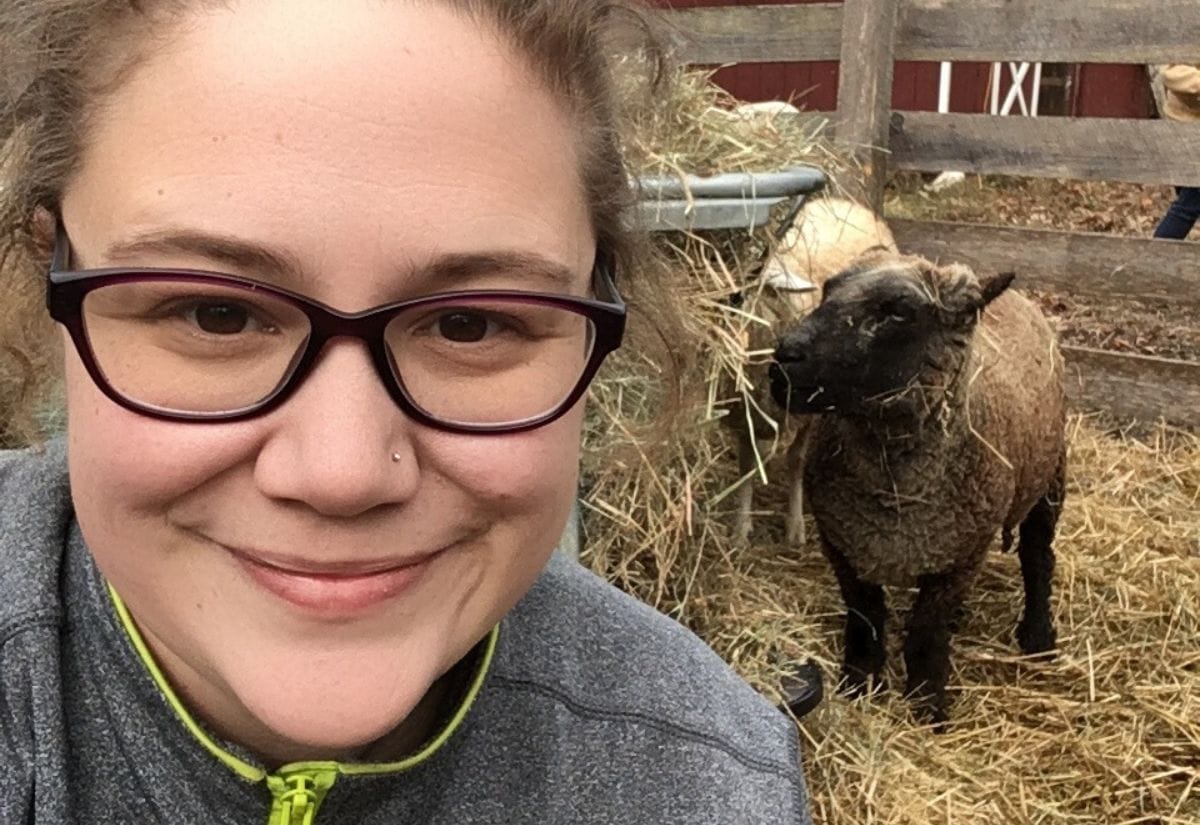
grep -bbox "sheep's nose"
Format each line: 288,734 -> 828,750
773,343 -> 806,365
769,327 -> 815,411
773,327 -> 811,365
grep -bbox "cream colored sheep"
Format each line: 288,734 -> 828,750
728,197 -> 897,547
703,100 -> 802,125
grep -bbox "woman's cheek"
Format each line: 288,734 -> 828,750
62,347 -> 261,517
426,408 -> 584,513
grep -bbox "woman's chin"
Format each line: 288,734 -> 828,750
254,698 -> 424,764
231,661 -> 439,764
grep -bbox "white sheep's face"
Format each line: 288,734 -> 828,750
769,254 -> 1012,416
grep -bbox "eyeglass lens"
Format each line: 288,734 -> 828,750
80,278 -> 597,425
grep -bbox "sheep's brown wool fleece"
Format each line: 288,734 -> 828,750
804,287 -> 1066,585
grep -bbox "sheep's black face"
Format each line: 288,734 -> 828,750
770,260 -> 955,416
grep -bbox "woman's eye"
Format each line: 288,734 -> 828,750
184,302 -> 267,335
434,311 -> 498,343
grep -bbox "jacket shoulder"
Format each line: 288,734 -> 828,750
0,440 -> 71,636
495,555 -> 803,778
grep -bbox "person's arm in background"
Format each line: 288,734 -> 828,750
1162,64 -> 1200,95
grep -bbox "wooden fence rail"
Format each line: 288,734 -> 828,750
659,1 -> 1200,66
892,220 -> 1200,307
888,113 -> 1200,187
1063,347 -> 1200,428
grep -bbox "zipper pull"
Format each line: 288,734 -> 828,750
267,768 -> 337,825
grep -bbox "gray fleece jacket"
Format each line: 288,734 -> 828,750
0,440 -> 812,824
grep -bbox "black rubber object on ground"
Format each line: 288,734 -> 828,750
778,659 -> 824,719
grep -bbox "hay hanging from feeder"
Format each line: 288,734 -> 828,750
582,59 -> 856,636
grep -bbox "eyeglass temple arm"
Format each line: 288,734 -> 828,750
45,220 -> 72,313
593,250 -> 625,310
50,219 -> 71,273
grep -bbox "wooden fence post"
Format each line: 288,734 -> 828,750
835,0 -> 900,211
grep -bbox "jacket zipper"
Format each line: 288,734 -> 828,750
266,768 -> 338,825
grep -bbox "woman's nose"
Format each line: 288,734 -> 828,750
252,339 -> 421,518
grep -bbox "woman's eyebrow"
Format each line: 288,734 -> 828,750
102,231 -> 580,290
102,230 -> 307,284
427,251 -> 578,290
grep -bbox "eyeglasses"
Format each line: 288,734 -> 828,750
47,223 -> 626,434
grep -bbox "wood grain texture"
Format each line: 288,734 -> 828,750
656,4 -> 842,65
836,0 -> 900,210
1062,346 -> 1200,427
889,113 -> 1200,187
898,0 -> 1200,63
659,1 -> 1200,65
891,220 -> 1200,306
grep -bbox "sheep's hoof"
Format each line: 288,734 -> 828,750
839,668 -> 885,700
1016,619 -> 1057,658
909,693 -> 951,732
785,519 -> 807,547
923,706 -> 951,734
947,604 -> 969,633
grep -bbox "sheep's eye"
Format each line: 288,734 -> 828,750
876,299 -> 915,323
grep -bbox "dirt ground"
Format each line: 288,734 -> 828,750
885,174 -> 1199,362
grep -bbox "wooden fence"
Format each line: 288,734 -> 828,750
654,0 -> 1200,426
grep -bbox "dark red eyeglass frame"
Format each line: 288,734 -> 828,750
46,223 -> 627,434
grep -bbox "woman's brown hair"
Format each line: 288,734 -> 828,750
0,0 -> 678,447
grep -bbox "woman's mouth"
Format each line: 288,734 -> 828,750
223,544 -> 443,618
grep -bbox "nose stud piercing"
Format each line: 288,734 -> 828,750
391,452 -> 402,463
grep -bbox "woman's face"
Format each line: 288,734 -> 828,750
60,0 -> 593,761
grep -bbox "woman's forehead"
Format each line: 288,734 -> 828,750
64,0 -> 594,296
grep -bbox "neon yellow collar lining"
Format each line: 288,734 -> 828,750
107,584 -> 498,783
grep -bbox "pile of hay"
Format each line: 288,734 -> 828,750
582,64 -> 1200,824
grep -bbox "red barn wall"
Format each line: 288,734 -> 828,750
654,0 -> 1156,118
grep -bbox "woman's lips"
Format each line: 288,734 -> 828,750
225,545 -> 441,617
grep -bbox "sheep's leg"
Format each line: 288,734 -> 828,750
733,427 -> 757,545
1015,470 -> 1063,656
904,570 -> 973,728
823,540 -> 887,696
784,424 -> 810,546
947,603 -> 969,633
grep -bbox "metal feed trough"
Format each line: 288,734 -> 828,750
632,165 -> 827,234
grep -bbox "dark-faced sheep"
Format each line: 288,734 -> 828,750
769,251 -> 1066,726
727,197 -> 897,546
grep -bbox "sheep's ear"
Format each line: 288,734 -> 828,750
978,271 -> 1016,309
762,261 -> 818,294
931,262 -> 1011,325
